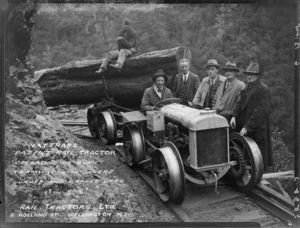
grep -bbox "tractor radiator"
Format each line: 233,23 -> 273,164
196,127 -> 228,167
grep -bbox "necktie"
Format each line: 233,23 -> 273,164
247,83 -> 252,92
157,88 -> 162,98
183,75 -> 187,82
225,82 -> 229,90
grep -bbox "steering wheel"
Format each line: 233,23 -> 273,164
154,98 -> 183,109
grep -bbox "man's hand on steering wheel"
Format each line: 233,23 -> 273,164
149,106 -> 160,111
154,98 -> 183,109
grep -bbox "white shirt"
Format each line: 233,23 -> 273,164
210,77 -> 217,85
183,71 -> 189,82
154,85 -> 163,98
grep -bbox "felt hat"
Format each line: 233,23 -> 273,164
123,19 -> 130,25
205,59 -> 220,69
243,62 -> 262,75
152,69 -> 168,82
221,61 -> 240,72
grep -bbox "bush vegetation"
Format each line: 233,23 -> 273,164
29,3 -> 295,153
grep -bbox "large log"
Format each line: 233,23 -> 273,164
34,46 -> 192,107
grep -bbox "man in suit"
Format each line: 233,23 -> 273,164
173,59 -> 200,106
230,62 -> 273,172
141,69 -> 173,111
213,61 -> 245,121
193,59 -> 226,109
95,19 -> 137,75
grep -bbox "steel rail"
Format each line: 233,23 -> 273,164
67,128 -> 291,226
250,189 -> 296,226
108,144 -> 287,226
60,121 -> 88,126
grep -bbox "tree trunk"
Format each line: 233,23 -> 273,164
34,46 -> 192,107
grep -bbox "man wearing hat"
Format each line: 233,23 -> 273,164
192,59 -> 226,109
141,69 -> 173,111
173,58 -> 200,106
213,61 -> 245,121
230,62 -> 273,172
95,19 -> 138,74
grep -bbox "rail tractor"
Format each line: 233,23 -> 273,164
87,98 -> 263,204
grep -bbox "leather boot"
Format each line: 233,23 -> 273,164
110,62 -> 122,71
95,68 -> 105,75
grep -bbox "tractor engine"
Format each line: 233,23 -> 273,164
91,100 -> 263,202
159,103 -> 229,172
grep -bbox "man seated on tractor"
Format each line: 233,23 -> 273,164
141,69 -> 173,111
213,61 -> 245,121
95,19 -> 138,75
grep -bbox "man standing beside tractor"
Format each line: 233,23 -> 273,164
192,59 -> 226,109
189,59 -> 272,172
173,59 -> 200,106
230,62 -> 273,172
213,61 -> 245,121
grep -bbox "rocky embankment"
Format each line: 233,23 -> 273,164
4,3 -> 176,223
5,94 -> 177,223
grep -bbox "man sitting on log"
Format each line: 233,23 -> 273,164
141,69 -> 173,111
95,19 -> 138,74
173,58 -> 200,106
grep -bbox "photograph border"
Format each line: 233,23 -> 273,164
1,0 -> 299,227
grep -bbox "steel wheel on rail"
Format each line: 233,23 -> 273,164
152,141 -> 186,204
97,109 -> 117,145
228,132 -> 263,193
87,109 -> 99,139
123,124 -> 145,167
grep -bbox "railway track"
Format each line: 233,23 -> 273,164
63,121 -> 298,227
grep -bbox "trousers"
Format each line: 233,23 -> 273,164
100,48 -> 137,70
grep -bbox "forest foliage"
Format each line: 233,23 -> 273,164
29,3 -> 295,152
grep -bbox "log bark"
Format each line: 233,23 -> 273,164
34,46 -> 192,107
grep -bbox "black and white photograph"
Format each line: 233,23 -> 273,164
1,0 -> 299,227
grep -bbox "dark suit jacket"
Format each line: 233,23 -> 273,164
233,79 -> 271,133
233,79 -> 272,170
173,71 -> 200,103
117,27 -> 137,50
141,86 -> 173,111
